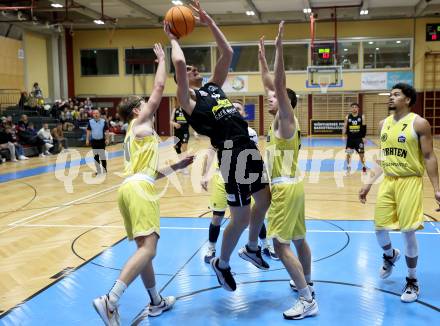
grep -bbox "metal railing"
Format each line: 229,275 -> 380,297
0,89 -> 21,114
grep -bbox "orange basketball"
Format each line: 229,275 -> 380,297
164,6 -> 195,38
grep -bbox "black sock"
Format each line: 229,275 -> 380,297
258,223 -> 267,240
209,223 -> 221,243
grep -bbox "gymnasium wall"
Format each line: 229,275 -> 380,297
0,36 -> 24,90
23,31 -> 50,98
71,18 -> 416,97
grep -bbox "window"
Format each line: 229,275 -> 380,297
125,48 -> 156,74
80,49 -> 119,76
169,46 -> 211,73
229,45 -> 259,72
337,41 -> 359,69
267,44 -> 308,71
363,40 -> 411,69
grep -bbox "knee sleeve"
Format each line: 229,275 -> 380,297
375,230 -> 391,248
403,231 -> 418,258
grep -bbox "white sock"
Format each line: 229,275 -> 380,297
147,286 -> 162,305
218,258 -> 229,269
304,274 -> 312,284
247,240 -> 258,251
108,279 -> 127,306
298,286 -> 313,301
260,238 -> 268,248
408,268 -> 417,279
208,242 -> 216,249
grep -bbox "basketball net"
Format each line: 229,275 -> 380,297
318,75 -> 331,94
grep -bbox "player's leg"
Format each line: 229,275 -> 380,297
396,176 -> 424,302
274,238 -> 318,320
238,185 -> 271,267
205,173 -> 228,262
260,222 -> 279,260
211,203 -> 251,291
374,177 -> 400,279
139,241 -> 175,317
205,211 -> 224,263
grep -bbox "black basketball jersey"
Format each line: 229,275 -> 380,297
184,82 -> 249,148
346,114 -> 363,138
173,107 -> 188,125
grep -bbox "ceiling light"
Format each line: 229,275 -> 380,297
378,93 -> 390,96
368,41 -> 374,44
344,48 -> 348,51
360,9 -> 368,15
171,0 -> 183,5
246,11 -> 255,16
375,47 -> 379,50
303,8 -> 312,14
93,19 -> 105,25
51,3 -> 63,8
396,40 -> 401,44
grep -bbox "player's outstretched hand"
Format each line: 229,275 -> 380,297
153,43 -> 165,62
275,21 -> 285,47
190,0 -> 213,26
163,21 -> 178,40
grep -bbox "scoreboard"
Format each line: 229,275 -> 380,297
426,24 -> 440,41
312,43 -> 334,65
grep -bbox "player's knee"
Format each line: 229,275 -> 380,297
292,238 -> 305,249
212,212 -> 225,225
273,240 -> 288,259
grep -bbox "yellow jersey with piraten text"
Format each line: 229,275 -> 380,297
266,117 -> 301,180
123,119 -> 159,179
380,112 -> 424,177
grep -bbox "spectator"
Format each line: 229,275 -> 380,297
51,122 -> 67,153
18,91 -> 29,110
16,115 -> 46,157
84,97 -> 93,111
4,115 -> 15,129
37,123 -> 54,155
86,109 -> 109,175
32,82 -> 43,99
5,126 -> 28,160
0,127 -> 18,162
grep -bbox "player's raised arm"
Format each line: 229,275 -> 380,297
165,22 -> 195,115
259,36 -> 275,93
137,43 -> 166,124
191,0 -> 233,87
273,21 -> 295,139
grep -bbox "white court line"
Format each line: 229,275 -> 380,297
8,223 -> 440,235
0,184 -> 119,235
428,221 -> 440,234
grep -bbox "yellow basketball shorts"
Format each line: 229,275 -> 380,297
209,172 -> 227,213
267,181 -> 306,243
117,181 -> 160,240
374,176 -> 424,232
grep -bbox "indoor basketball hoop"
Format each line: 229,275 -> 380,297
306,65 -> 343,92
318,76 -> 331,94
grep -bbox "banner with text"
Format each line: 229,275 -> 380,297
311,120 -> 345,135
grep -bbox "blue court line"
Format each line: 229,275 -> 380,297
0,151 -> 123,184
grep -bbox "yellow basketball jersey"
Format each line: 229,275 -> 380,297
380,112 -> 424,177
123,119 -> 159,178
266,117 -> 301,180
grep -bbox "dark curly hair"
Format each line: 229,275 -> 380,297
392,83 -> 417,107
